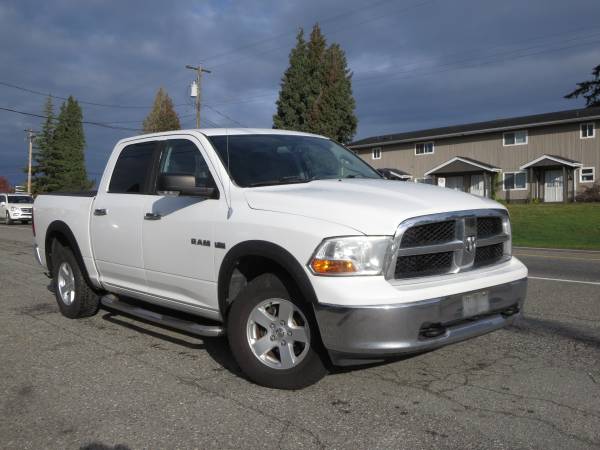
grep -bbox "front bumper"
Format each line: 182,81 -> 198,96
313,277 -> 527,366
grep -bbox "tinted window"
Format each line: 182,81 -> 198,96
8,196 -> 33,203
208,134 -> 381,187
108,142 -> 156,193
159,140 -> 216,189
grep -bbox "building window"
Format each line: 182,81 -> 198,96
580,167 -> 595,183
503,130 -> 528,146
415,142 -> 434,155
581,123 -> 595,139
503,171 -> 527,190
372,147 -> 381,160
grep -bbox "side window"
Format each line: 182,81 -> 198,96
159,139 -> 216,189
108,142 -> 156,194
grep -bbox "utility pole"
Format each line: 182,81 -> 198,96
25,129 -> 35,194
185,64 -> 211,128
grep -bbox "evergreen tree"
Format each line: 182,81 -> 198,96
273,29 -> 310,131
142,87 -> 181,133
52,97 -> 91,191
31,96 -> 57,193
273,24 -> 357,143
565,63 -> 600,107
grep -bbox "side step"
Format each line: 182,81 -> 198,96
100,295 -> 225,337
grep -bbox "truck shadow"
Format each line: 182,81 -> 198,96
100,308 -> 243,377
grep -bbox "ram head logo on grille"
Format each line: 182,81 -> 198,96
464,235 -> 477,253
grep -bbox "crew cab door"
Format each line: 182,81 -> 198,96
91,140 -> 158,292
141,137 -> 225,312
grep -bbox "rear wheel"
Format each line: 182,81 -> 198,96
51,240 -> 100,318
227,273 -> 327,389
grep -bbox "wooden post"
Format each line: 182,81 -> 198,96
564,166 -> 568,203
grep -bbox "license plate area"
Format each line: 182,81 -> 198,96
462,290 -> 490,317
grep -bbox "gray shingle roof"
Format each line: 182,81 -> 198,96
350,106 -> 600,148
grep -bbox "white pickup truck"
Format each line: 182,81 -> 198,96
33,129 -> 527,389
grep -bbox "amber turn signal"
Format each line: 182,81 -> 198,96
310,258 -> 357,274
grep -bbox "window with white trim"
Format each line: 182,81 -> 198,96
415,142 -> 434,155
503,171 -> 527,190
503,130 -> 528,146
580,167 -> 595,183
371,147 -> 381,160
581,123 -> 595,139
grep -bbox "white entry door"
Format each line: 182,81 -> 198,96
544,169 -> 563,202
469,174 -> 485,197
445,176 -> 464,192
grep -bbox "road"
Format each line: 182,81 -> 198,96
1,223 -> 599,449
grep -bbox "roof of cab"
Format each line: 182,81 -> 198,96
118,128 -> 328,145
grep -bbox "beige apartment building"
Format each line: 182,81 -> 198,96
350,107 -> 600,202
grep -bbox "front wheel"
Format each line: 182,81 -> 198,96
227,273 -> 327,389
5,212 -> 13,225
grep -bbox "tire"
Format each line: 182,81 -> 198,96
227,273 -> 327,389
51,240 -> 100,319
5,212 -> 13,225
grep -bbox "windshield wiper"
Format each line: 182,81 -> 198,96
246,176 -> 309,187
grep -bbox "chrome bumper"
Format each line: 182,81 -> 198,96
313,278 -> 527,366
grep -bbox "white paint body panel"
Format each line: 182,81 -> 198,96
33,129 -> 527,320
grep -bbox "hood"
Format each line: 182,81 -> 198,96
244,179 -> 503,235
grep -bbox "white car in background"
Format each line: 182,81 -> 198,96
0,193 -> 34,224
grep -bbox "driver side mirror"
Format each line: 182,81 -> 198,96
157,174 -> 219,199
0,201 -> 5,206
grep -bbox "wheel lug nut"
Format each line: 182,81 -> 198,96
280,320 -> 285,325
270,323 -> 275,329
270,335 -> 275,341
287,331 -> 292,336
281,340 -> 286,346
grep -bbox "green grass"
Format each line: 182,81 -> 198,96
506,203 -> 600,250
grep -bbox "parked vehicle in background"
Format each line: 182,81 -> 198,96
32,129 -> 528,389
377,167 -> 412,181
0,193 -> 34,224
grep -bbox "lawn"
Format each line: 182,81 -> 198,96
506,203 -> 600,250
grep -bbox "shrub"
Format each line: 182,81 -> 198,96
576,183 -> 600,202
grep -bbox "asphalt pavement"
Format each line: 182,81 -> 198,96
1,223 -> 599,449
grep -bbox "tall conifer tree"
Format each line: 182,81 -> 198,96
273,24 -> 357,143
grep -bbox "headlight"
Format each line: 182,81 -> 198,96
309,236 -> 392,276
10,207 -> 17,211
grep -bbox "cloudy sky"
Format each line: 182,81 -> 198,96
1,0 -> 599,186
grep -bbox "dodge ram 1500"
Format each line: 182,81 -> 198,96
33,129 -> 527,389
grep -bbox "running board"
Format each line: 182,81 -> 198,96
100,295 -> 225,337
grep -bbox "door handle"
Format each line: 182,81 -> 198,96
144,212 -> 162,220
94,208 -> 107,216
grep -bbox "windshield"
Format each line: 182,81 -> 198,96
208,134 -> 381,187
8,196 -> 33,203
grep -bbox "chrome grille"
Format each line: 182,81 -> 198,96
387,210 -> 510,280
401,220 -> 455,247
474,243 -> 504,267
477,217 -> 502,238
20,207 -> 32,214
395,251 -> 453,278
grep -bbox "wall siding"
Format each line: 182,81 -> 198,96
356,121 -> 599,200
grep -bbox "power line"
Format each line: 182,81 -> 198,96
0,106 -> 141,131
201,0 -> 399,64
208,0 -> 435,70
0,80 -> 189,110
352,33 -> 600,87
204,104 -> 244,126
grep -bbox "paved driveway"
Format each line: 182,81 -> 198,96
1,224 -> 599,449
